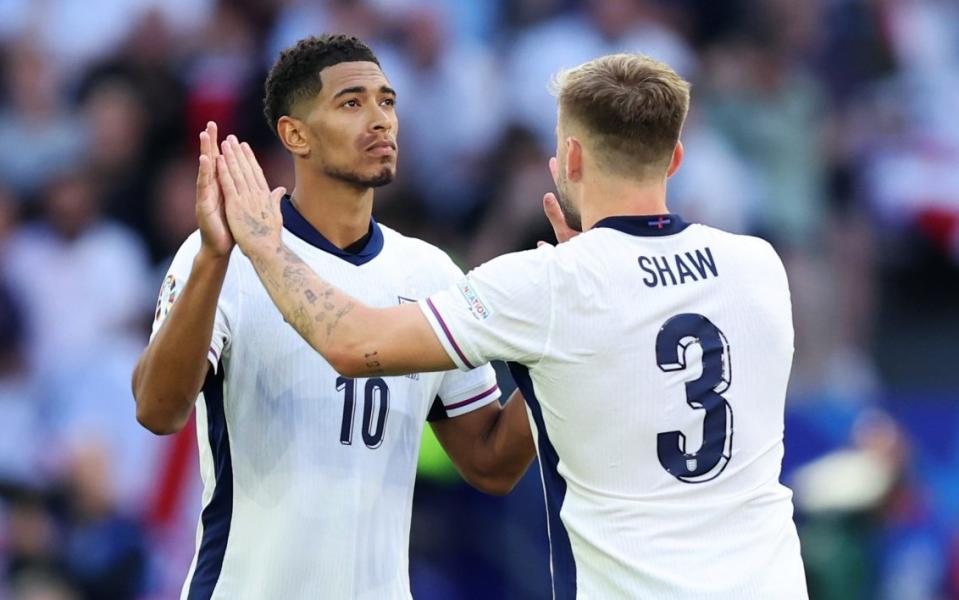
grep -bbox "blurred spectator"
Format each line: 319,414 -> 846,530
3,492 -> 74,597
381,6 -> 505,225
2,170 -> 158,512
79,79 -> 153,238
793,411 -> 944,599
0,1 -> 956,598
0,41 -> 85,200
0,279 -> 45,488
149,158 -> 201,267
60,442 -> 147,600
467,126 -> 554,264
2,170 -> 151,373
182,2 -> 261,147
668,106 -> 761,235
505,0 -> 696,149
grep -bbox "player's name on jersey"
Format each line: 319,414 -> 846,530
637,247 -> 719,288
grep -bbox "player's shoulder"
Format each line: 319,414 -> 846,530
378,222 -> 461,269
168,230 -> 247,274
688,223 -> 787,283
469,243 -> 558,288
690,223 -> 781,258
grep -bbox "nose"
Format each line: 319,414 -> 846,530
369,103 -> 392,133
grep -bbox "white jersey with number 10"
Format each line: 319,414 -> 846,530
152,197 -> 500,600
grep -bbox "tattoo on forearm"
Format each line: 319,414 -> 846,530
326,302 -> 355,338
364,351 -> 384,374
249,241 -> 365,358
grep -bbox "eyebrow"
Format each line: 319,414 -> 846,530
332,85 -> 397,100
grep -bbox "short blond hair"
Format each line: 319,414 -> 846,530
552,54 -> 691,180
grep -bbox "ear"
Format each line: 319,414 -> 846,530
666,141 -> 684,178
277,116 -> 310,158
565,137 -> 584,182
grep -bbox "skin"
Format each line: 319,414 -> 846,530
134,61 -> 538,494
131,122 -> 233,435
212,109 -> 683,380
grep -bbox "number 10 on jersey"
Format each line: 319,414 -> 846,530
337,377 -> 390,449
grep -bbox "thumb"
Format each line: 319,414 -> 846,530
271,187 -> 287,204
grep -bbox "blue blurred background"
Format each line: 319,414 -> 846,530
0,0 -> 957,598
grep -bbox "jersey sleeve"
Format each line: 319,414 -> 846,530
150,231 -> 236,370
427,364 -> 501,421
418,246 -> 554,371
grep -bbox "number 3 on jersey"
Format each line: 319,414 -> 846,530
656,313 -> 733,483
337,377 -> 390,449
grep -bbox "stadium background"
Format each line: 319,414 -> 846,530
0,0 -> 957,598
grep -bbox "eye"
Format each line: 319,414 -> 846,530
343,99 -> 360,108
380,98 -> 396,107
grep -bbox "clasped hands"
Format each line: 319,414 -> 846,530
194,121 -> 286,262
193,120 -> 579,264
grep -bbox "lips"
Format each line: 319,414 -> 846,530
366,140 -> 396,157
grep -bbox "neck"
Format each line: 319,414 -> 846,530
290,163 -> 375,249
580,176 -> 670,231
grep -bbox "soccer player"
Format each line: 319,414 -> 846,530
218,54 -> 809,598
131,35 -> 534,599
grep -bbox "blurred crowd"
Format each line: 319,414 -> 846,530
0,0 -> 957,598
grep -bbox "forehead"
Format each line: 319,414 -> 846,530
318,61 -> 390,98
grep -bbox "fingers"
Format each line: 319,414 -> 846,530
220,136 -> 249,195
241,142 -> 269,191
543,192 -> 567,232
199,129 -> 210,160
197,154 -> 212,187
216,155 -> 238,200
221,136 -> 263,194
208,122 -> 219,158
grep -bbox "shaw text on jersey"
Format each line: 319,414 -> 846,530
638,247 -> 719,288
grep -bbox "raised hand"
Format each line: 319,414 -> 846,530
216,135 -> 286,256
538,192 -> 581,247
196,122 -> 234,258
538,157 -> 581,247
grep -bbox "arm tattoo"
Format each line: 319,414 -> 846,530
326,302 -> 356,339
249,241 -> 365,359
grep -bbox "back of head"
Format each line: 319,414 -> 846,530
263,34 -> 380,136
553,54 -> 691,181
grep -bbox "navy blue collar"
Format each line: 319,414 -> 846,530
281,196 -> 384,266
592,214 -> 690,237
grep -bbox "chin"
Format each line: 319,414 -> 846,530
368,169 -> 395,188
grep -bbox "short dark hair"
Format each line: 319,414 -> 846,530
263,34 -> 380,135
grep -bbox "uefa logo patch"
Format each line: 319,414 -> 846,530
154,274 -> 179,324
458,280 -> 492,321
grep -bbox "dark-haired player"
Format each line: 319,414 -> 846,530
132,35 -> 534,599
221,53 -> 808,598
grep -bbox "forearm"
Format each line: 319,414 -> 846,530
434,391 -> 536,495
133,250 -> 229,434
244,241 -> 382,373
477,392 -> 536,492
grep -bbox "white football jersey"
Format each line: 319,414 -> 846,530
420,215 -> 808,599
151,198 -> 500,600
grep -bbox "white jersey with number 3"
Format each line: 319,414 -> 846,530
152,198 -> 500,600
420,215 -> 808,599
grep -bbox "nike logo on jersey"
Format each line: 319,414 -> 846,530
637,247 -> 719,288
